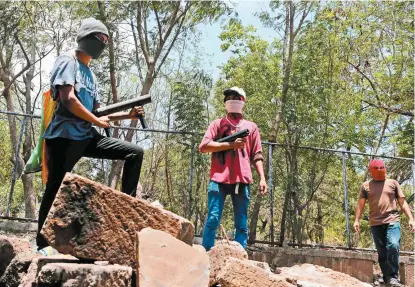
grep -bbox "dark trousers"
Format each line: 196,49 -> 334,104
371,222 -> 401,281
36,129 -> 143,248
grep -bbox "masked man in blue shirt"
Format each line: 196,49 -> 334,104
37,18 -> 145,250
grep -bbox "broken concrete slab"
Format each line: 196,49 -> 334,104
248,260 -> 272,273
41,173 -> 194,267
0,252 -> 35,287
207,240 -> 248,286
138,228 -> 209,287
19,254 -> 79,287
276,263 -> 372,287
216,257 -> 295,287
247,245 -> 376,283
0,236 -> 31,277
36,262 -> 132,287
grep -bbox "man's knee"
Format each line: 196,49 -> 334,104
386,240 -> 400,251
127,146 -> 144,162
205,214 -> 220,230
134,145 -> 144,157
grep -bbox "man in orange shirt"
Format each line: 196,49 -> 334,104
354,159 -> 414,287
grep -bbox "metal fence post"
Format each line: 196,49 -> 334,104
6,117 -> 26,216
188,140 -> 195,219
105,159 -> 110,186
268,144 -> 274,246
342,152 -> 351,249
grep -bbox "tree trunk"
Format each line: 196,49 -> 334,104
249,2 -> 296,243
2,79 -> 18,151
21,29 -> 37,218
165,91 -> 173,209
108,65 -> 155,189
97,2 -> 123,188
317,201 -> 323,244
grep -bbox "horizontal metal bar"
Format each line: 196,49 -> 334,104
109,125 -> 203,136
262,141 -> 413,161
0,110 -> 412,161
0,110 -> 41,118
0,215 -> 38,222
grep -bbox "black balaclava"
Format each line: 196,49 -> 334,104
76,18 -> 109,59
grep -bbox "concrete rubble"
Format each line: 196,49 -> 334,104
138,228 -> 209,287
41,173 -> 194,267
0,174 -> 388,287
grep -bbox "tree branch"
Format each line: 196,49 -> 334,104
363,100 -> 413,117
294,2 -> 312,38
153,2 -> 163,43
130,18 -> 144,84
1,43 -> 54,97
143,7 -> 150,56
347,60 -> 380,102
373,114 -> 390,155
136,2 -> 150,65
1,33 -> 30,97
154,1 -> 184,62
154,14 -> 187,78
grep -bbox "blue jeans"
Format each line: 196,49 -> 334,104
202,181 -> 250,251
371,222 -> 401,281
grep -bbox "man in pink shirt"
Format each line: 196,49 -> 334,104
199,87 -> 268,251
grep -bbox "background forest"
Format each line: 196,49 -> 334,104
0,1 -> 413,250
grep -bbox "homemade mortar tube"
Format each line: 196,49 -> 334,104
94,94 -> 152,136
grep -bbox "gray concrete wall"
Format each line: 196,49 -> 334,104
247,245 -> 414,285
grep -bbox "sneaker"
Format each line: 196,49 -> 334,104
37,248 -> 49,256
386,278 -> 402,287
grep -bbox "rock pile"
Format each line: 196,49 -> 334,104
0,174 -> 378,287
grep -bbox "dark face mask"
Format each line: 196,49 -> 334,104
77,35 -> 107,59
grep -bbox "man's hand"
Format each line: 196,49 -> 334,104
409,220 -> 415,232
96,116 -> 111,128
231,138 -> 246,150
259,178 -> 268,195
353,220 -> 360,234
129,106 -> 145,118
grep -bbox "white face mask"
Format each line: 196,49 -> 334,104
225,100 -> 244,114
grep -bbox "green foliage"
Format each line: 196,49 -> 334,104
215,1 -> 413,249
172,70 -> 212,133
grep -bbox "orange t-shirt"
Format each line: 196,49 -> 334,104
360,179 -> 405,226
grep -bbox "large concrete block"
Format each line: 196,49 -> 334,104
19,254 -> 79,287
0,236 -> 31,277
276,263 -> 372,287
138,228 -> 209,287
216,257 -> 295,287
41,173 -> 194,267
208,240 -> 248,286
247,246 -> 375,283
0,252 -> 35,287
36,262 -> 132,287
400,262 -> 414,287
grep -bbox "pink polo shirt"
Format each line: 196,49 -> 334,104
199,118 -> 262,184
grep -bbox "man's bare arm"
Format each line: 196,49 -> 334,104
59,85 -> 104,126
353,198 -> 367,233
254,159 -> 267,195
398,197 -> 414,222
398,197 -> 415,232
200,138 -> 246,153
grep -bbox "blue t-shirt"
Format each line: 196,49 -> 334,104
43,51 -> 100,140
